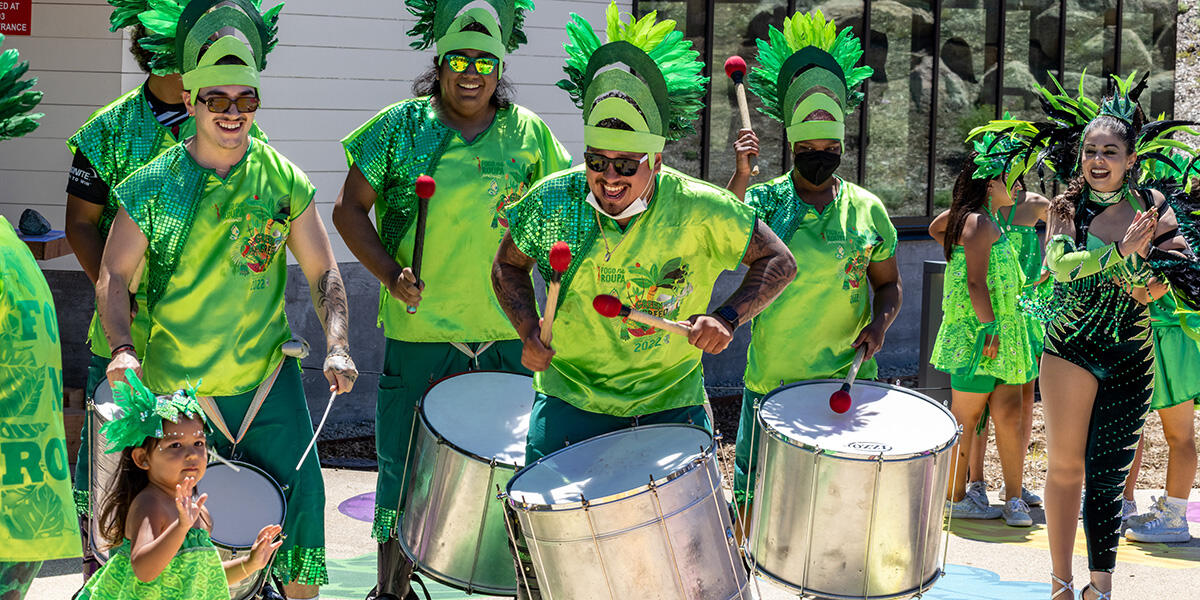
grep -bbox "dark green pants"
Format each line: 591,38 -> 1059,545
0,561 -> 39,600
207,359 -> 327,585
524,393 -> 712,463
373,338 -> 526,542
732,388 -> 766,506
73,353 -> 108,517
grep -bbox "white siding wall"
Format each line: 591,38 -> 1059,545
0,0 -> 628,268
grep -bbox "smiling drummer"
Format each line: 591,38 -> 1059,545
94,3 -> 357,597
491,5 -> 795,597
332,0 -> 570,596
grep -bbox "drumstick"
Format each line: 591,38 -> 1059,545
829,346 -> 868,414
539,241 -> 572,346
724,56 -> 759,177
592,294 -> 692,337
295,389 -> 337,471
207,448 -> 242,472
407,175 -> 436,314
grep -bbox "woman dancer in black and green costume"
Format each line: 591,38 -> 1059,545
977,74 -> 1197,599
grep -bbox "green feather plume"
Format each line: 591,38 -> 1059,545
100,370 -> 206,453
405,0 -> 535,53
558,2 -> 707,141
746,10 -> 872,123
108,0 -> 151,31
136,0 -> 283,76
0,35 -> 43,142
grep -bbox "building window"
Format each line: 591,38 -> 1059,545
634,0 -> 1177,230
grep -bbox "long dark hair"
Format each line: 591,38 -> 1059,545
97,439 -> 155,548
944,152 -> 993,260
1051,108 -> 1146,223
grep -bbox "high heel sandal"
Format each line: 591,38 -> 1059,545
1080,582 -> 1111,600
1051,573 -> 1074,599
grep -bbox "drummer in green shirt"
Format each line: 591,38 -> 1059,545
725,11 -> 903,513
333,0 -> 569,596
94,6 -> 355,599
0,37 -> 82,599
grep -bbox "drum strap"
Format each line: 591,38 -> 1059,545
449,341 -> 496,367
197,358 -> 285,448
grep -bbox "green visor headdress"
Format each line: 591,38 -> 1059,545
0,34 -> 44,142
558,1 -> 707,156
99,370 -> 206,453
134,0 -> 282,90
406,0 -> 534,66
747,10 -> 872,145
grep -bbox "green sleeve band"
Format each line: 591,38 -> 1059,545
1046,234 -> 1123,282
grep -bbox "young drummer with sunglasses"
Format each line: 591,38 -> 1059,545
333,1 -> 569,598
491,7 -> 794,596
95,4 -> 357,599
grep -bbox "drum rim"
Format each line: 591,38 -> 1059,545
198,458 -> 288,550
418,370 -> 532,469
744,549 -> 945,600
755,379 -> 960,461
504,423 -> 715,512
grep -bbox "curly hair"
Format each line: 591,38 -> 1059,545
944,152 -> 995,260
128,24 -> 156,74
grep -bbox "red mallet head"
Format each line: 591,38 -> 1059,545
415,175 -> 436,199
593,294 -> 623,318
829,389 -> 852,414
549,241 -> 572,274
724,56 -> 747,83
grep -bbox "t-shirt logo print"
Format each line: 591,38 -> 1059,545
617,257 -> 693,341
232,196 -> 290,274
836,229 -> 880,292
489,160 -> 534,230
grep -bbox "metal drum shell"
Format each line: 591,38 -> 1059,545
506,425 -> 748,600
87,383 -> 123,563
746,380 -> 958,600
398,372 -> 529,596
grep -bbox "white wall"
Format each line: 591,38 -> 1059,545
0,0 -> 626,268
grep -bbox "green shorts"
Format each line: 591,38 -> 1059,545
0,561 -> 40,600
525,393 -> 711,463
950,372 -> 1001,394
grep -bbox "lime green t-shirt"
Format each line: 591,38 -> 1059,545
68,85 -> 267,359
507,166 -> 756,416
342,97 -> 572,343
743,175 -> 898,394
114,140 -> 314,396
0,216 -> 82,562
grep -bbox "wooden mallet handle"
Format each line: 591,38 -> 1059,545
408,175 -> 435,314
724,56 -> 759,177
592,295 -> 692,337
540,242 -> 572,346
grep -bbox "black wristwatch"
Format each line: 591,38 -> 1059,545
713,305 -> 740,330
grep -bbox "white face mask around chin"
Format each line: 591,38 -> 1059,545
585,192 -> 648,220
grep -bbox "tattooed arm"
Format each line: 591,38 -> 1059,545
492,232 -> 555,371
288,201 -> 357,393
689,219 -> 797,354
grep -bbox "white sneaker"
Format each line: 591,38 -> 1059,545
965,481 -> 989,508
1122,498 -> 1138,521
1000,485 -> 1043,507
1003,497 -> 1034,527
1125,499 -> 1190,543
949,497 -> 1002,520
1125,496 -> 1165,530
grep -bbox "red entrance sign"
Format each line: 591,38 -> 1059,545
0,1 -> 32,36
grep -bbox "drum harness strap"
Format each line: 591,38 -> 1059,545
196,357 -> 286,454
449,341 -> 496,369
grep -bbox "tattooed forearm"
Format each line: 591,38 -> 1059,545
315,268 -> 350,349
492,234 -> 541,339
720,219 -> 797,323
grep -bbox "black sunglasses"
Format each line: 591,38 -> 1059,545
198,95 -> 260,114
583,152 -> 647,177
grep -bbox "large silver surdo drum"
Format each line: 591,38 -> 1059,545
87,381 -> 123,562
506,424 -> 748,600
745,381 -> 959,600
399,371 -> 532,595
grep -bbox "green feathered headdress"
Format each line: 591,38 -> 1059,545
557,2 -> 707,155
0,35 -> 43,142
746,10 -> 872,145
108,0 -> 151,31
406,0 -> 534,64
971,113 -> 1022,180
134,0 -> 282,85
100,370 -> 206,453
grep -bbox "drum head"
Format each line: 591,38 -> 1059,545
422,372 -> 532,466
196,462 -> 286,549
508,424 -> 711,507
759,381 -> 957,458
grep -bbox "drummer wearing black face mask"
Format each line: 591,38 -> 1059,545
724,11 -> 902,524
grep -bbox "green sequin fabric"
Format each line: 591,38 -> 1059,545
504,166 -> 600,291
745,174 -> 810,245
1004,224 -> 1049,357
76,528 -> 228,600
273,545 -> 328,586
342,97 -> 453,259
371,505 -> 397,543
113,144 -> 209,313
931,236 -> 1034,383
74,488 -> 90,517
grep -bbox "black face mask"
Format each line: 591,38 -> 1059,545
793,150 -> 841,185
